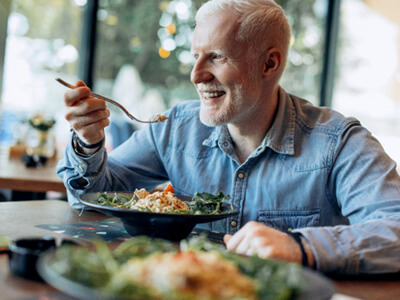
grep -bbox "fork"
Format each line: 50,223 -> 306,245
55,78 -> 167,124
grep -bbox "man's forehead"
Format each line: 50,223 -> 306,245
192,12 -> 241,49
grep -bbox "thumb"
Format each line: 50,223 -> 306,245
223,233 -> 233,245
75,80 -> 87,88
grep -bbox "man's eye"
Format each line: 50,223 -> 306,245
214,54 -> 222,60
193,54 -> 199,60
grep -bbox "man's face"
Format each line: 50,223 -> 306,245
190,12 -> 263,127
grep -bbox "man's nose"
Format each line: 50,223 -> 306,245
191,59 -> 213,84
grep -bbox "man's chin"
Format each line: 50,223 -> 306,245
199,112 -> 225,127
200,119 -> 219,127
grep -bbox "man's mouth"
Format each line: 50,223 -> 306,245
202,91 -> 226,99
197,83 -> 227,101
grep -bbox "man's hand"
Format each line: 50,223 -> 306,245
64,81 -> 110,149
224,221 -> 315,267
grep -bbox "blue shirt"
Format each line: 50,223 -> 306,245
57,87 -> 400,274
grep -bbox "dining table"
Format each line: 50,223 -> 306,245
0,199 -> 399,300
0,146 -> 66,200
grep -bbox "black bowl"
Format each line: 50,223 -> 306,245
79,192 -> 238,241
8,237 -> 56,281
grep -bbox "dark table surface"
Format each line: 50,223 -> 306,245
1,200 -> 399,300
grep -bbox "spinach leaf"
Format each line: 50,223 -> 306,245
187,191 -> 233,215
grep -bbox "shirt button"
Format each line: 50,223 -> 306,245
223,141 -> 228,147
78,165 -> 84,171
237,172 -> 245,179
231,220 -> 237,227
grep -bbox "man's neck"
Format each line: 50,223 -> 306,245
228,89 -> 279,163
230,133 -> 263,163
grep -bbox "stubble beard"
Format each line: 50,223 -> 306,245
199,85 -> 245,127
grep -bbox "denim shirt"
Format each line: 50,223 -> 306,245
57,87 -> 400,274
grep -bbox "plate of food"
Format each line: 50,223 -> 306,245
37,235 -> 335,300
79,185 -> 238,241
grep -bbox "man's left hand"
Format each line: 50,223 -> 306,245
224,221 -> 315,267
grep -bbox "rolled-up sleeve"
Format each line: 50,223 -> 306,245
57,134 -> 109,207
297,122 -> 400,274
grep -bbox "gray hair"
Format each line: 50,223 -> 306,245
196,0 -> 291,65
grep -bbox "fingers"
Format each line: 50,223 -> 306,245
75,80 -> 87,87
224,221 -> 295,261
75,119 -> 110,145
63,80 -> 110,145
65,96 -> 108,121
63,82 -> 91,107
225,221 -> 262,252
66,104 -> 110,144
223,233 -> 233,245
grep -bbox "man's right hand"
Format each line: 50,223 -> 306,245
64,80 -> 110,148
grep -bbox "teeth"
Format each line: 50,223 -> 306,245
203,91 -> 224,98
197,84 -> 226,98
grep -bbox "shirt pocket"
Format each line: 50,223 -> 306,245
257,209 -> 320,231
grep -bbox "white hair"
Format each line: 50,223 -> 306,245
196,0 -> 291,67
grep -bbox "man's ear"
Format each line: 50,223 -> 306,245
263,48 -> 281,79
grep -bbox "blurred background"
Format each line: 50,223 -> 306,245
0,0 -> 399,164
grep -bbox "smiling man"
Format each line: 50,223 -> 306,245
58,0 -> 400,274
191,3 -> 284,163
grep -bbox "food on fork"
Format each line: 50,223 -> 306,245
151,113 -> 168,122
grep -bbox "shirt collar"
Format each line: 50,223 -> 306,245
202,125 -> 223,148
262,87 -> 295,155
202,87 -> 296,156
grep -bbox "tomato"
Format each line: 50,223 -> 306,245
164,183 -> 174,194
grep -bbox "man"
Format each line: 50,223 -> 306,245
58,0 -> 400,274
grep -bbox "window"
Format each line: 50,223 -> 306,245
0,0 -> 84,148
92,0 -> 205,123
91,0 -> 326,148
0,0 -> 399,165
332,0 -> 400,164
92,0 -> 327,122
280,0 -> 327,105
